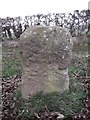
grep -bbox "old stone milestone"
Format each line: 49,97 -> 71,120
19,26 -> 73,98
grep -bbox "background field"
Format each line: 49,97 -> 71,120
2,34 -> 89,119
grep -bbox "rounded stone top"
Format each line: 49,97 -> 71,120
19,26 -> 73,69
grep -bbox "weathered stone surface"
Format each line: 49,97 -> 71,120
19,26 -> 73,98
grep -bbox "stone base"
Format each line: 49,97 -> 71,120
21,66 -> 69,98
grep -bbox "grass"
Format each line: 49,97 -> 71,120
2,44 -> 21,77
3,58 -> 21,77
13,89 -> 84,118
2,37 -> 88,119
